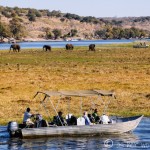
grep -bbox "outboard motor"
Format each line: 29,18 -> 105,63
7,121 -> 22,137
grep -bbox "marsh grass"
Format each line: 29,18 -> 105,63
0,44 -> 150,124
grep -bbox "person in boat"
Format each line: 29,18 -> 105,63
56,111 -> 66,126
88,114 -> 95,123
92,109 -> 100,122
100,113 -> 110,124
34,114 -> 47,127
83,111 -> 92,125
66,114 -> 77,125
23,107 -> 34,127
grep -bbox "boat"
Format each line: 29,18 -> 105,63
70,39 -> 79,41
8,38 -> 16,44
7,90 -> 143,138
133,44 -> 149,48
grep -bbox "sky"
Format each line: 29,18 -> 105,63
0,0 -> 150,18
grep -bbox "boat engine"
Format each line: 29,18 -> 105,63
7,121 -> 22,137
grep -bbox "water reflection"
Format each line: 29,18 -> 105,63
7,133 -> 137,150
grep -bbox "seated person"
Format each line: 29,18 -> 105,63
100,113 -> 110,124
66,113 -> 72,124
23,107 -> 34,127
77,117 -> 85,126
68,115 -> 77,125
35,114 -> 47,127
92,109 -> 100,122
83,111 -> 93,125
88,114 -> 95,123
56,111 -> 66,126
50,116 -> 57,125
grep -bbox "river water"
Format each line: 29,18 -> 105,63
0,117 -> 149,150
0,39 -> 140,50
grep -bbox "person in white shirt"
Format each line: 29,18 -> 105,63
100,114 -> 110,124
23,108 -> 34,125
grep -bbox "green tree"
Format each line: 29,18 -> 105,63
0,22 -> 11,41
44,28 -> 53,39
112,27 -> 121,39
27,9 -> 36,21
47,10 -> 62,17
28,14 -> 36,22
35,10 -> 42,17
63,13 -> 81,20
9,17 -> 25,39
70,29 -> 78,37
52,29 -> 62,39
95,29 -> 107,39
118,29 -> 125,39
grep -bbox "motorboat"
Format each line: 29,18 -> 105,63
7,90 -> 143,138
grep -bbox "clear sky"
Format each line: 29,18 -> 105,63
0,0 -> 150,17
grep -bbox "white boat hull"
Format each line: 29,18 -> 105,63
21,115 -> 143,138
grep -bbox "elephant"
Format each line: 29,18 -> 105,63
43,45 -> 51,51
66,44 -> 74,50
9,44 -> 21,52
89,44 -> 96,51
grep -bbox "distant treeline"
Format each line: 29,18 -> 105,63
94,27 -> 147,39
0,6 -> 150,41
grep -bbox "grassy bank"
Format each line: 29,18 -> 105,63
0,44 -> 150,125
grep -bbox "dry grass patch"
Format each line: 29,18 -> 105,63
0,46 -> 150,124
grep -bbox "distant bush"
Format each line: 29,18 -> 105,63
70,29 -> 78,37
133,16 -> 150,22
47,10 -> 62,17
63,13 -> 81,20
28,14 -> 36,21
2,10 -> 11,18
35,10 -> 42,17
60,18 -> 65,22
52,29 -> 62,39
27,9 -> 37,21
111,20 -> 123,26
80,16 -> 100,24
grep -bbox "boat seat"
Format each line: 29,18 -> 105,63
77,117 -> 85,126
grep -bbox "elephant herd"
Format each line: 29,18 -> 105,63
9,44 -> 96,52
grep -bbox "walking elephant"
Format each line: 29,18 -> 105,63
9,44 -> 21,52
89,44 -> 96,51
43,45 -> 51,51
66,44 -> 74,50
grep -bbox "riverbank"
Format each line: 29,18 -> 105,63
0,44 -> 149,125
1,38 -> 149,44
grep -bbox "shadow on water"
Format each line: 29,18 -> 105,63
0,117 -> 149,150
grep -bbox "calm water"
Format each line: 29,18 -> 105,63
0,117 -> 149,150
0,39 -> 138,50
